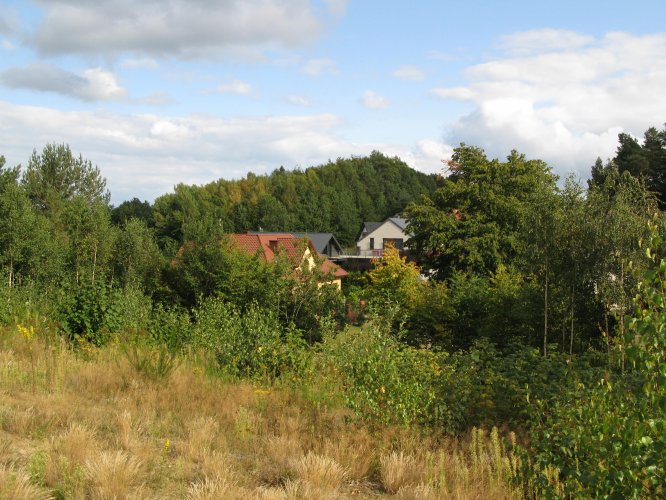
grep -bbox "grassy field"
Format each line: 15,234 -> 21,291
0,325 -> 524,499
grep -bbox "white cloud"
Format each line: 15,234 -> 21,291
1,39 -> 14,50
431,86 -> 475,100
381,139 -> 453,175
432,31 -> 666,176
121,58 -> 159,70
393,65 -> 425,81
287,95 -> 311,106
301,58 -> 337,76
0,100 -> 441,203
81,68 -> 127,100
500,29 -> 595,56
323,0 -> 348,17
28,0 -> 330,60
0,64 -> 127,101
138,91 -> 174,106
214,79 -> 253,95
360,90 -> 389,109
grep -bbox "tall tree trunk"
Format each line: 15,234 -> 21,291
544,270 -> 548,356
620,259 -> 625,372
92,241 -> 98,284
569,285 -> 575,355
8,257 -> 13,288
605,306 -> 611,368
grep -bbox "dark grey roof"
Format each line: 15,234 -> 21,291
363,221 -> 382,234
356,222 -> 382,242
388,217 -> 408,230
292,232 -> 342,254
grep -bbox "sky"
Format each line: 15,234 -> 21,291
1,0 -> 665,204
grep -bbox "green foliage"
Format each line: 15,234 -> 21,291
321,310 -> 463,431
366,244 -> 422,312
111,197 -> 154,227
111,218 -> 164,292
57,280 -> 123,346
153,152 -> 435,248
610,125 -> 666,206
192,297 -> 311,381
526,221 -> 666,498
406,146 -> 557,279
122,340 -> 180,381
22,143 -> 110,214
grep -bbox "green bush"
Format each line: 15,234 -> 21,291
320,311 -> 463,431
57,280 -> 123,346
192,297 -> 310,381
526,224 -> 666,498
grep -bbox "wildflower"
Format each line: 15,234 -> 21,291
17,324 -> 35,341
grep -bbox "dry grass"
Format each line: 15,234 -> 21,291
380,451 -> 421,493
291,451 -> 348,492
0,465 -> 53,500
0,326 -> 525,498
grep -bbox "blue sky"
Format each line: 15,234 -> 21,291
1,0 -> 665,203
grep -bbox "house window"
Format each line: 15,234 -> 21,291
369,238 -> 374,250
383,238 -> 403,250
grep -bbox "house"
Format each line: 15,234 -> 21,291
229,233 -> 347,288
293,233 -> 343,258
356,217 -> 411,257
249,232 -> 343,258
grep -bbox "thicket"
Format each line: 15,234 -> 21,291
2,127 -> 666,496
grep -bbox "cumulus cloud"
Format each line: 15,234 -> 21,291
0,101 -> 440,203
360,90 -> 389,109
214,79 -> 253,95
432,30 -> 666,176
323,0 -> 348,17
1,39 -> 14,50
393,65 -> 425,81
301,58 -> 337,76
121,58 -> 159,70
28,0 -> 330,59
0,64 -> 127,101
500,29 -> 595,56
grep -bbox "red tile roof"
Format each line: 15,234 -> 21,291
228,233 -> 347,278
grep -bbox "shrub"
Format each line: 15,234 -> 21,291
525,223 -> 666,497
192,297 -> 311,381
320,311 -> 462,430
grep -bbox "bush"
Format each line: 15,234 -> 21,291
320,310 -> 463,431
525,224 -> 666,497
57,280 -> 122,346
192,297 -> 311,381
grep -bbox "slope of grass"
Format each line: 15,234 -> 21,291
0,325 -> 524,499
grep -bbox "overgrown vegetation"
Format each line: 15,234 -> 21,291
1,127 -> 666,497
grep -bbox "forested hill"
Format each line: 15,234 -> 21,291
148,151 -> 437,249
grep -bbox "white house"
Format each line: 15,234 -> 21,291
356,217 -> 410,257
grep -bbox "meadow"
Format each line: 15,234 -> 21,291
0,323 -> 525,499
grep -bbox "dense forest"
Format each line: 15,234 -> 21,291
1,124 -> 666,498
115,152 -> 436,251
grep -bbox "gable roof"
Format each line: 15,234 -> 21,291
229,233 -> 303,263
229,233 -> 347,278
388,217 -> 408,231
356,221 -> 382,242
356,217 -> 410,242
292,233 -> 342,254
250,232 -> 342,255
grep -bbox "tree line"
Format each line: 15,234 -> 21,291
2,125 -> 666,496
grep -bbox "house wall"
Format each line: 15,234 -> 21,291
357,221 -> 409,254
